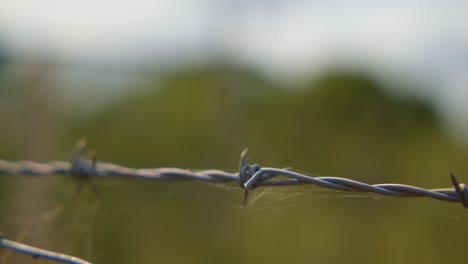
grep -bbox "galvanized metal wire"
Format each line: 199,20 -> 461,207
0,234 -> 91,264
0,141 -> 466,208
0,140 -> 467,264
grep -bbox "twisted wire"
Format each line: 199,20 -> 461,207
0,148 -> 466,207
0,234 -> 91,264
0,159 -> 238,181
1,142 -> 467,264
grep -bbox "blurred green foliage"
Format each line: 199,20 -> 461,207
1,63 -> 468,263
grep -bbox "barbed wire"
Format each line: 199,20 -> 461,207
1,140 -> 467,208
0,233 -> 91,264
0,140 -> 467,263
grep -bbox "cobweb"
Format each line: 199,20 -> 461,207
1,171 -> 467,264
0,176 -> 103,263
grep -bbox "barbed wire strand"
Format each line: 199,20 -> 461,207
1,140 -> 467,263
0,143 -> 466,207
0,233 -> 91,264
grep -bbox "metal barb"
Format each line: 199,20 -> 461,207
450,172 -> 468,208
70,139 -> 99,196
238,148 -> 251,207
0,144 -> 466,209
238,149 -> 263,207
238,148 -> 249,189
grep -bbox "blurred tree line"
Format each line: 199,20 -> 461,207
2,59 -> 468,207
62,63 -> 467,185
1,59 -> 468,263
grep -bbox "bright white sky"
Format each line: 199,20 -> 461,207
1,0 -> 468,140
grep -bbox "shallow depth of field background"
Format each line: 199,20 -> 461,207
1,2 -> 468,263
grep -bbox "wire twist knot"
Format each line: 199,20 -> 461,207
238,149 -> 263,207
70,139 -> 96,179
70,139 -> 99,196
239,163 -> 261,190
238,149 -> 261,189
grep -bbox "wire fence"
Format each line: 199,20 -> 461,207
0,234 -> 91,264
0,140 -> 467,263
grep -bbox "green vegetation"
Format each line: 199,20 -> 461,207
1,64 -> 467,263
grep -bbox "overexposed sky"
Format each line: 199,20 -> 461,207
1,0 -> 468,139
